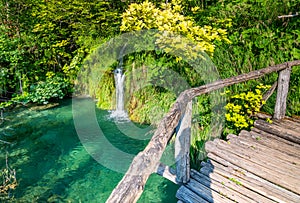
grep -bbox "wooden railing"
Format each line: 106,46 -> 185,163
106,60 -> 300,203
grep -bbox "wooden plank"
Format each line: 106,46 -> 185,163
175,101 -> 192,184
190,169 -> 265,203
210,138 -> 300,179
258,119 -> 300,138
198,166 -> 276,203
106,60 -> 300,202
155,163 -> 177,184
282,118 -> 300,128
239,130 -> 300,160
272,119 -> 300,133
208,153 -> 300,202
226,135 -> 300,175
205,140 -> 300,194
200,165 -> 274,203
254,119 -> 300,144
274,66 -> 291,119
287,116 -> 300,125
185,179 -> 234,203
205,154 -> 300,202
250,128 -> 300,155
256,112 -> 272,119
262,81 -> 277,103
271,119 -> 300,134
230,133 -> 300,165
176,186 -> 209,203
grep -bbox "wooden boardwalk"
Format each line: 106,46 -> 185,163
176,118 -> 300,203
106,61 -> 300,203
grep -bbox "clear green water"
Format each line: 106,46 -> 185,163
0,99 -> 178,202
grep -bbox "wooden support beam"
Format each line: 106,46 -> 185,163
274,66 -> 291,120
262,81 -> 277,103
156,163 -> 177,184
175,101 -> 192,184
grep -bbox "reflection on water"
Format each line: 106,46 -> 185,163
0,99 -> 178,202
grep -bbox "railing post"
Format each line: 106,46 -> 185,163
274,65 -> 291,120
175,101 -> 192,184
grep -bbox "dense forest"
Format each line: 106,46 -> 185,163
0,0 -> 300,199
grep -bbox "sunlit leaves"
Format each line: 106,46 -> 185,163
120,1 -> 230,56
223,84 -> 271,134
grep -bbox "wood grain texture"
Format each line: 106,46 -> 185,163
254,119 -> 300,144
175,101 -> 192,184
274,67 -> 291,119
201,158 -> 300,203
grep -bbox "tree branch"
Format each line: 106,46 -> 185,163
278,12 -> 299,19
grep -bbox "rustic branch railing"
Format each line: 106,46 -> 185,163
106,60 -> 300,203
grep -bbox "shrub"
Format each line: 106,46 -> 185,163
120,0 -> 230,57
223,84 -> 271,135
28,74 -> 71,104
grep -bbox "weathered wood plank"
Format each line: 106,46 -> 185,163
240,129 -> 300,159
200,165 -> 274,203
256,112 -> 272,119
198,166 -> 276,203
176,186 -> 209,203
190,169 -> 265,203
262,81 -> 277,103
226,134 -> 300,175
288,116 -> 300,125
205,140 -> 300,194
251,127 -> 300,150
249,128 -> 300,157
230,132 -> 300,165
209,138 -> 300,179
272,119 -> 300,134
281,118 -> 300,128
185,178 -> 234,203
205,154 -> 300,202
155,163 -> 177,184
106,60 -> 300,202
254,119 -> 300,144
175,101 -> 192,184
274,66 -> 291,119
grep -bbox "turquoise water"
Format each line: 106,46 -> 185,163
0,99 -> 178,202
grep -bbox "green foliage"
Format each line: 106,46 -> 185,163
122,53 -> 182,124
120,0 -> 230,56
229,177 -> 242,186
30,0 -> 121,80
28,75 -> 71,104
287,66 -> 300,115
0,0 -> 123,103
128,87 -> 176,124
96,70 -> 115,110
0,75 -> 71,107
223,84 -> 271,135
94,1 -> 230,125
193,0 -> 300,114
0,25 -> 28,93
190,95 -> 214,169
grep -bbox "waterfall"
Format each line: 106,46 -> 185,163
109,44 -> 128,121
114,68 -> 125,112
110,67 -> 128,120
